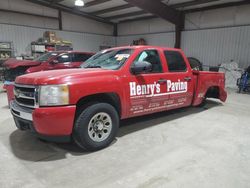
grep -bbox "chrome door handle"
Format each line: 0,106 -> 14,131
158,79 -> 167,84
184,77 -> 192,81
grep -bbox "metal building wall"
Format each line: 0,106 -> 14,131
117,25 -> 250,69
0,0 -> 115,52
118,18 -> 175,36
117,32 -> 175,47
0,23 -> 116,56
62,12 -> 113,35
117,5 -> 250,69
182,26 -> 250,68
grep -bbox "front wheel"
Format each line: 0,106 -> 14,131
73,103 -> 119,151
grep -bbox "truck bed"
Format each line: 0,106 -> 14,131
192,71 -> 227,106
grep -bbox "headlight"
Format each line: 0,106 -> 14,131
39,85 -> 69,106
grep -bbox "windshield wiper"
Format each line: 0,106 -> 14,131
84,65 -> 102,68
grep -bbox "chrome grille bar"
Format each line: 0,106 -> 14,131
14,84 -> 39,108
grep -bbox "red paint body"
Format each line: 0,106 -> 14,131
4,59 -> 40,69
4,51 -> 94,71
4,51 -> 94,104
14,46 -> 227,137
5,84 -> 14,107
32,106 -> 76,136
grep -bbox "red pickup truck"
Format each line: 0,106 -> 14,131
10,46 -> 227,151
3,51 -> 94,105
3,51 -> 94,81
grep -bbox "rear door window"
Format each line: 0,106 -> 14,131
57,53 -> 72,63
164,51 -> 187,72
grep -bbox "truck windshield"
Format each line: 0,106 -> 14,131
82,49 -> 133,70
35,52 -> 59,62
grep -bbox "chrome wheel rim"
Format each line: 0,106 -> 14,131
87,112 -> 112,142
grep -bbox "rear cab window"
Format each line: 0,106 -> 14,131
164,51 -> 187,72
57,53 -> 72,63
35,52 -> 59,62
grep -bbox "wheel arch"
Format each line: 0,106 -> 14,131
205,86 -> 220,99
75,92 -> 122,118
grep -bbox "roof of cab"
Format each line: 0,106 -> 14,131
50,51 -> 94,54
107,45 -> 182,52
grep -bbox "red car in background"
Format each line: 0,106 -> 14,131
3,51 -> 94,105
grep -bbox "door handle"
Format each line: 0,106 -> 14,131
158,79 -> 167,84
184,77 -> 192,81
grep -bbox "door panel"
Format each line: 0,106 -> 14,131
124,49 -> 194,118
157,72 -> 193,110
161,50 -> 194,110
127,74 -> 169,117
125,49 -> 169,117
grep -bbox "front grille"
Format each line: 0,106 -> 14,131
14,84 -> 38,108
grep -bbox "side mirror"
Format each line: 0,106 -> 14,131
50,59 -> 59,65
131,61 -> 152,75
192,69 -> 200,75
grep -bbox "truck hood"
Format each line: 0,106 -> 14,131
3,58 -> 41,69
15,68 -> 115,85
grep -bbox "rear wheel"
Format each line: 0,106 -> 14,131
73,103 -> 119,151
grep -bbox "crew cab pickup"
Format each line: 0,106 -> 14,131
3,51 -> 94,105
10,46 -> 227,151
3,51 -> 94,81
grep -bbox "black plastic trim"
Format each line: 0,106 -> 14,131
13,115 -> 71,143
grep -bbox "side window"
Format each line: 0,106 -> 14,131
133,50 -> 163,73
57,54 -> 71,63
73,54 -> 92,62
164,51 -> 187,72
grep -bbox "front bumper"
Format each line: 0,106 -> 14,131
10,100 -> 76,142
4,82 -> 15,107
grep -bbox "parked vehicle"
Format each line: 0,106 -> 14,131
237,65 -> 250,93
3,51 -> 94,81
10,46 -> 227,151
3,51 -> 94,104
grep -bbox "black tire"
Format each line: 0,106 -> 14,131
73,103 -> 119,151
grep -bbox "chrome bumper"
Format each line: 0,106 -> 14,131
10,100 -> 33,121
